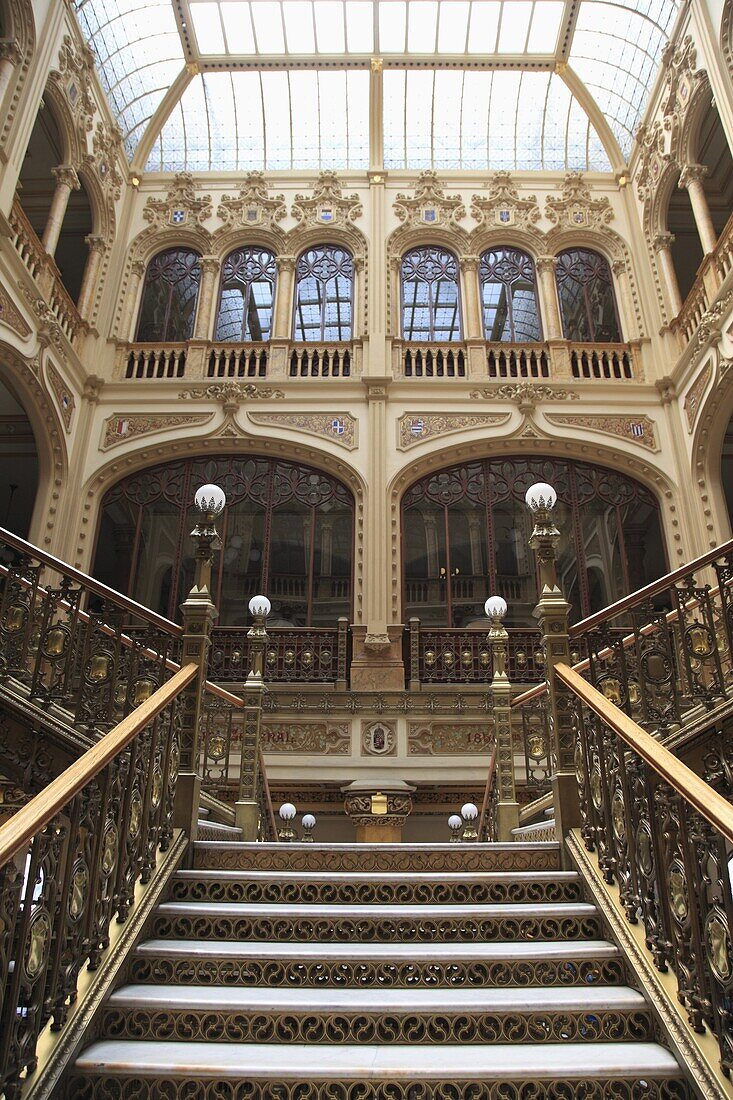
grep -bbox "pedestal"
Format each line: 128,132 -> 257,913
342,779 -> 415,843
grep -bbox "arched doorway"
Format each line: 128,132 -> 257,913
0,374 -> 39,538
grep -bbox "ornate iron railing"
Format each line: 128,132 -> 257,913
0,662 -> 196,1099
406,619 -> 545,686
208,620 -> 349,685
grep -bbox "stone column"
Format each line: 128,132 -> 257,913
193,256 -> 220,340
653,233 -> 683,319
76,235 -> 106,319
273,255 -> 296,339
119,260 -> 146,341
0,39 -> 21,109
460,255 -> 482,340
536,256 -> 563,340
42,165 -> 80,257
680,164 -> 718,256
611,259 -> 635,341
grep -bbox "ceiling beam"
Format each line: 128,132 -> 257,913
561,65 -> 626,173
193,53 -> 557,70
131,66 -> 195,175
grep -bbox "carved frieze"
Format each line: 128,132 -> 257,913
101,412 -> 213,450
408,721 -> 494,755
143,172 -> 212,230
683,363 -> 712,432
470,384 -> 579,406
0,283 -> 30,337
544,413 -> 658,451
398,413 -> 509,449
361,721 -> 397,756
261,722 -> 350,754
248,412 -> 357,449
470,172 -> 541,234
179,382 -> 285,406
46,364 -> 75,431
393,170 -> 465,230
292,171 -> 362,229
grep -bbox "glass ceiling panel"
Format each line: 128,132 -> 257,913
383,69 -> 612,171
569,0 -> 680,158
73,0 -> 185,157
145,70 -> 369,171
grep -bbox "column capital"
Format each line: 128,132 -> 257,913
536,255 -> 557,274
679,163 -> 708,189
460,254 -> 480,272
0,38 -> 22,65
200,256 -> 219,276
130,259 -> 146,276
653,232 -> 675,252
276,254 -> 296,273
611,258 -> 626,276
51,165 -> 80,191
84,234 -> 106,254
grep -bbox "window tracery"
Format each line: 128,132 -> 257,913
293,245 -> 354,342
555,248 -> 621,342
215,247 -> 277,342
401,246 -> 461,342
135,247 -> 202,343
479,248 -> 542,342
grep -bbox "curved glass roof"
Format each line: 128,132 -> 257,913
73,0 -> 680,172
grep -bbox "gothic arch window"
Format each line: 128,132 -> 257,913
293,245 -> 354,342
135,247 -> 202,343
555,248 -> 621,342
479,248 -> 542,342
401,457 -> 666,629
401,246 -> 461,342
215,247 -> 277,341
92,456 -> 354,628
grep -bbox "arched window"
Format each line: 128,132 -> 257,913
293,245 -> 353,342
92,456 -> 354,629
402,457 -> 666,629
135,248 -> 202,343
555,249 -> 621,342
479,248 -> 542,342
215,247 -> 276,341
401,247 -> 461,342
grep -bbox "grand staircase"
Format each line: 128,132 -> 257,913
68,838 -> 689,1099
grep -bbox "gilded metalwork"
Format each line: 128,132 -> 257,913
192,846 -> 562,873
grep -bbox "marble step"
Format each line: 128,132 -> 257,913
512,819 -> 557,838
170,868 -> 582,905
195,820 -> 243,842
152,900 -> 600,942
100,983 -> 653,1044
131,936 -> 626,988
192,840 -> 562,873
71,1040 -> 683,1096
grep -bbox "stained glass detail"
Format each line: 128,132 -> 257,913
216,248 -> 277,341
135,248 -> 202,343
402,247 -> 461,342
480,248 -> 541,342
293,246 -> 354,342
555,248 -> 621,342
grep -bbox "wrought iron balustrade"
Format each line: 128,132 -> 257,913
487,344 -> 550,379
401,343 -> 466,378
124,343 -> 187,379
208,620 -> 349,685
207,343 -> 267,378
406,619 -> 544,686
569,343 -> 633,380
289,343 -> 352,377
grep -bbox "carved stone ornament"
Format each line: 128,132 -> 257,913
88,121 -> 124,201
470,384 -> 579,405
545,172 -> 614,232
662,36 -> 707,148
261,722 -> 350,754
408,721 -> 494,755
45,364 -> 75,431
291,170 -> 363,229
47,34 -> 96,145
398,413 -> 510,449
361,721 -> 397,756
393,170 -> 466,230
683,362 -> 712,432
635,121 -> 670,204
544,413 -> 658,451
470,172 -> 541,233
143,172 -> 213,229
248,412 -> 357,449
0,282 -> 30,337
179,382 -> 285,407
17,282 -> 67,356
216,172 -> 287,234
101,412 -> 214,450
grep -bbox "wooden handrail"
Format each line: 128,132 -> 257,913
569,538 -> 733,637
0,526 -> 182,637
555,662 -> 733,844
0,663 -> 198,869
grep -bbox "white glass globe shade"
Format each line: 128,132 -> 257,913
249,594 -> 272,618
525,482 -> 557,512
461,802 -> 478,821
484,595 -> 507,619
279,802 -> 296,821
194,483 -> 226,515
302,813 -> 316,829
448,814 -> 463,829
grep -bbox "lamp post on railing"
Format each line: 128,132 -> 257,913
176,484 -> 226,839
486,595 -> 519,841
525,482 -> 581,851
235,593 -> 271,840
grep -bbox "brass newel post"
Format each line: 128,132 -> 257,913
486,595 -> 519,841
175,483 -> 225,841
526,482 -> 581,851
235,594 -> 270,839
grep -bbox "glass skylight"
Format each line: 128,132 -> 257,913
145,70 -> 370,171
384,70 -> 611,171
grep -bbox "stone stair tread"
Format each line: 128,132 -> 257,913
513,820 -> 557,835
197,820 -> 242,834
136,937 -> 620,961
75,1041 -> 680,1079
175,869 -> 580,884
156,900 -> 596,918
194,841 -> 560,852
108,984 -> 645,1012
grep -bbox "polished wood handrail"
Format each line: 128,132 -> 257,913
519,789 -> 554,826
0,663 -> 198,869
569,538 -> 733,637
555,661 -> 733,844
0,526 -> 182,636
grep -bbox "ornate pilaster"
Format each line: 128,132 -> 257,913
193,257 -> 220,340
272,255 -> 296,340
459,255 -> 482,340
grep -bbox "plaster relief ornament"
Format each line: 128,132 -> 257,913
393,170 -> 466,230
397,413 -> 510,449
362,722 -> 396,756
102,412 -> 213,450
248,412 -> 357,449
635,121 -> 670,204
216,172 -> 287,235
47,35 -> 96,147
291,171 -> 363,228
544,413 -> 658,451
470,172 -> 541,234
545,172 -> 614,233
143,172 -> 213,230
260,722 -> 350,754
661,36 -> 708,151
0,283 -> 30,337
683,363 -> 713,431
46,364 -> 75,431
470,384 -> 578,405
179,382 -> 285,408
408,722 -> 494,755
88,121 -> 124,201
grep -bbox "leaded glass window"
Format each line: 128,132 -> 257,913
293,246 -> 354,342
135,248 -> 201,343
401,247 -> 461,342
555,248 -> 621,343
480,248 -> 542,342
215,247 -> 276,342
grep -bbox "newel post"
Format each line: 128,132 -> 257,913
235,595 -> 270,840
486,595 -> 519,841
